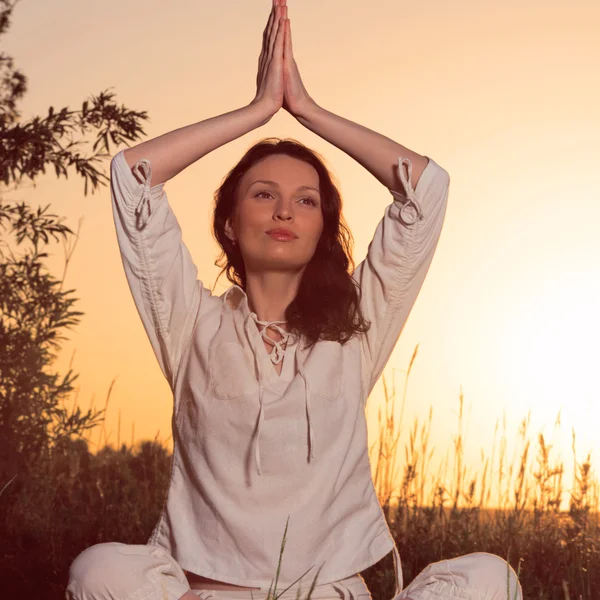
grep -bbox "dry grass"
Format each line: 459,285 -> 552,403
365,344 -> 599,600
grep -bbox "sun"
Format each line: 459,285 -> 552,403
501,270 -> 600,455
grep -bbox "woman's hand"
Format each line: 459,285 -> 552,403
251,0 -> 286,118
281,1 -> 318,120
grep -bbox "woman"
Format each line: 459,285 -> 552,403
67,1 -> 522,599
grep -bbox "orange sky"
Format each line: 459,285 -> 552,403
4,0 -> 600,507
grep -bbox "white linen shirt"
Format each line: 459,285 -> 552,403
109,148 -> 450,594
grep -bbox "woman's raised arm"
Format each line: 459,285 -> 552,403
122,102 -> 272,188
279,2 -> 450,399
122,0 -> 289,187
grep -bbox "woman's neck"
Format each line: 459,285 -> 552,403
244,271 -> 302,323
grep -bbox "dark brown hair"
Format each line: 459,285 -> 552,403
211,137 -> 371,350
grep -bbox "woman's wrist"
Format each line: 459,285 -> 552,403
248,97 -> 281,126
293,99 -> 323,127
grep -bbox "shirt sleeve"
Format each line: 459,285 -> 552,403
110,149 -> 216,391
352,155 -> 450,402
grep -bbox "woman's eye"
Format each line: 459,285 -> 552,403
255,191 -> 317,206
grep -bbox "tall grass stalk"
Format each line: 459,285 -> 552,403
251,516 -> 322,600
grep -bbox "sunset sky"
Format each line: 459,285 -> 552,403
5,0 -> 599,507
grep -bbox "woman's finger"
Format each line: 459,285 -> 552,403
265,1 -> 278,48
275,10 -> 286,53
285,16 -> 292,54
268,5 -> 281,59
261,2 -> 276,61
276,5 -> 287,53
267,5 -> 282,61
260,1 -> 278,58
258,1 -> 278,86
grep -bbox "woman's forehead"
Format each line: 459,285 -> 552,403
243,155 -> 319,190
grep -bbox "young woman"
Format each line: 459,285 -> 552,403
66,1 -> 522,599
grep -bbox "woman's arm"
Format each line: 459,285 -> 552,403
296,103 -> 430,193
123,0 -> 289,187
279,4 -> 449,400
279,3 -> 427,191
122,101 -> 274,188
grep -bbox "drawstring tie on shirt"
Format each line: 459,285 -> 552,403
254,316 -> 289,365
395,157 -> 424,225
244,311 -> 315,476
131,158 -> 155,229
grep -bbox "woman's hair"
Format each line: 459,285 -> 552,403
211,137 -> 371,350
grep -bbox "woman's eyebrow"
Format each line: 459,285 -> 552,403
249,179 -> 320,195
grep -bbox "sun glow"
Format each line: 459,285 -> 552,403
501,270 -> 600,452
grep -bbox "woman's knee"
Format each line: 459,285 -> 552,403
68,542 -> 128,589
401,551 -> 522,600
66,542 -> 191,600
445,552 -> 522,599
67,542 -> 161,599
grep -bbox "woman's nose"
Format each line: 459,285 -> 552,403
274,203 -> 293,220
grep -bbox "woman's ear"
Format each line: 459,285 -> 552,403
224,218 -> 236,244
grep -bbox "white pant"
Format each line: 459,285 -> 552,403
65,542 -> 522,600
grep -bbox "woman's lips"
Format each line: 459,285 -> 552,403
266,231 -> 296,241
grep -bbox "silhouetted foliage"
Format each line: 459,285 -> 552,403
0,0 -> 151,591
0,0 -> 152,484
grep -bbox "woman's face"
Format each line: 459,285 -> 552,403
226,154 -> 324,274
